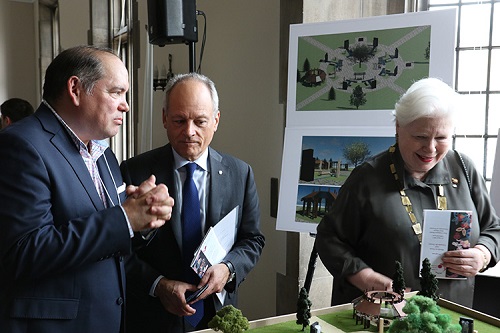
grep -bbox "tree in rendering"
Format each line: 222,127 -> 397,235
328,87 -> 336,100
342,141 -> 370,168
349,44 -> 374,68
350,85 -> 366,109
303,58 -> 311,72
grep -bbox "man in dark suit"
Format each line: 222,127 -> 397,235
0,45 -> 174,333
120,73 -> 265,332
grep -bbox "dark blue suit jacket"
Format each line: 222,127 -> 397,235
0,104 -> 131,333
120,144 -> 265,333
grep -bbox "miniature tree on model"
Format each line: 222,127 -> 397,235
387,295 -> 461,333
392,260 -> 406,296
208,305 -> 249,333
296,287 -> 312,331
418,258 -> 439,301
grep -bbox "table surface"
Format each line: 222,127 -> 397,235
196,294 -> 500,333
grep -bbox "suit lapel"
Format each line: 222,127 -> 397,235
155,145 -> 183,247
37,105 -> 106,211
207,148 -> 226,229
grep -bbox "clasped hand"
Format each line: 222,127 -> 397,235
122,175 -> 174,231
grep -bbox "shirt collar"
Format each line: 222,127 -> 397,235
172,147 -> 209,172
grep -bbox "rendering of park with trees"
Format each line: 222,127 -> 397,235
295,25 -> 431,112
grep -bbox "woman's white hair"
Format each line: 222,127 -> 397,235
393,77 -> 462,127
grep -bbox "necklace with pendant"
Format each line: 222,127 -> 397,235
388,145 -> 447,244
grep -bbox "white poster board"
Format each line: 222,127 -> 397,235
286,9 -> 457,128
276,9 -> 458,234
276,126 -> 394,233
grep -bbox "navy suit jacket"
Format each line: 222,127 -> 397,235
0,104 -> 131,333
120,144 -> 265,333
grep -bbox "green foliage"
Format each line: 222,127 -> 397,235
418,258 -> 439,301
387,296 -> 461,333
392,260 -> 406,295
342,141 -> 370,167
425,41 -> 430,60
208,305 -> 249,333
349,44 -> 374,68
303,58 -> 311,72
296,287 -> 312,331
349,85 -> 367,109
328,87 -> 336,100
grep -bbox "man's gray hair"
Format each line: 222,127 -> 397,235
163,73 -> 219,117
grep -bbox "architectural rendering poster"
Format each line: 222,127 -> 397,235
276,9 -> 457,234
276,126 -> 394,233
286,9 -> 457,127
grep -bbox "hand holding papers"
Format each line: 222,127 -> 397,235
189,206 -> 238,304
190,206 -> 238,277
420,209 -> 472,279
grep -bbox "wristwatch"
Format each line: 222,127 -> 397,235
222,260 -> 236,283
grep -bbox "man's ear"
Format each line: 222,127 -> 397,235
213,110 -> 220,132
3,116 -> 12,126
2,116 -> 12,128
162,107 -> 168,129
67,76 -> 81,106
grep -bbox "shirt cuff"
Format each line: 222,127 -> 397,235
118,205 -> 134,238
150,275 -> 164,297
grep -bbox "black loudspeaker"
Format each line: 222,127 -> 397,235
147,0 -> 198,46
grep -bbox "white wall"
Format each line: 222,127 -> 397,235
59,0 -> 89,49
0,1 -> 37,106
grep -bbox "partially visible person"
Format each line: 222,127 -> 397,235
0,45 -> 174,333
0,97 -> 34,129
315,77 -> 500,307
120,72 -> 265,332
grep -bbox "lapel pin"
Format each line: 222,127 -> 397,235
451,178 -> 458,188
218,170 -> 223,175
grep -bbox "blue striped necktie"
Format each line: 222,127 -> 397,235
182,162 -> 204,327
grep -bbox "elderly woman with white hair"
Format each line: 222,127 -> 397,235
315,77 -> 500,307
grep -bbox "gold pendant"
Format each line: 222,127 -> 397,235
409,212 -> 417,223
438,185 -> 444,196
438,196 -> 447,210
